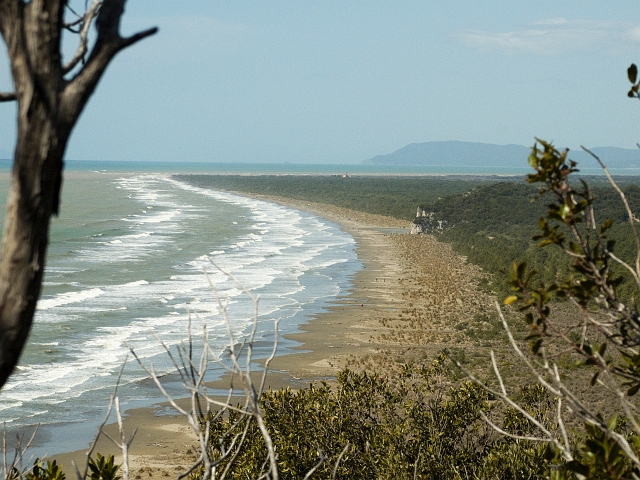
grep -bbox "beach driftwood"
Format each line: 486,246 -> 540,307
0,1 -> 156,389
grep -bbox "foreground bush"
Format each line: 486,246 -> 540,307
198,355 -> 552,479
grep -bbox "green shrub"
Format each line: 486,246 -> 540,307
88,454 -> 121,480
197,355 -> 552,479
26,460 -> 65,480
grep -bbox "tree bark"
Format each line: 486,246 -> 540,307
0,0 -> 156,389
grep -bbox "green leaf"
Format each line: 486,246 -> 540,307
544,442 -> 556,461
608,415 -> 618,431
504,295 -> 518,305
531,338 -> 543,354
516,261 -> 526,279
597,342 -> 607,356
565,460 -> 589,476
629,64 -> 638,84
600,218 -> 613,234
627,383 -> 640,396
569,241 -> 582,254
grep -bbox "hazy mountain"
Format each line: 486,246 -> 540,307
571,147 -> 640,168
364,141 -> 640,169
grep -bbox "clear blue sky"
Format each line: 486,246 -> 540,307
1,1 -> 640,164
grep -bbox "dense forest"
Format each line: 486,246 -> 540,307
421,181 -> 640,297
174,174 -> 490,220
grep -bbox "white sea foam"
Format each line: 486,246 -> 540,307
37,288 -> 105,310
123,280 -> 149,287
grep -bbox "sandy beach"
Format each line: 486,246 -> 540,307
53,195 -> 496,478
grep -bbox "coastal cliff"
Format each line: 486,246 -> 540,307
411,206 -> 447,234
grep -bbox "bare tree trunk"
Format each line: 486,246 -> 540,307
0,0 -> 157,389
0,104 -> 68,387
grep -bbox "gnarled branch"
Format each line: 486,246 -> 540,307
62,0 -> 157,123
62,0 -> 102,75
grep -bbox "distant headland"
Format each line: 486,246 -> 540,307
363,140 -> 640,169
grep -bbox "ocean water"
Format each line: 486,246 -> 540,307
0,170 -> 359,456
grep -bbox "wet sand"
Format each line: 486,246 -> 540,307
53,195 -> 495,478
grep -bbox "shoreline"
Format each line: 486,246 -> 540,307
52,196 -> 410,476
52,193 -> 495,478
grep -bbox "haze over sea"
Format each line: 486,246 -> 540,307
0,158 -> 636,457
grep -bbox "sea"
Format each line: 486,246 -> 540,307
0,159 -> 638,459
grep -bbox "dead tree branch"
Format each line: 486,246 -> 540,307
2,424 -> 39,480
73,358 -> 130,480
62,0 -> 103,75
581,145 -> 640,284
131,266 -> 342,479
0,92 -> 16,102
